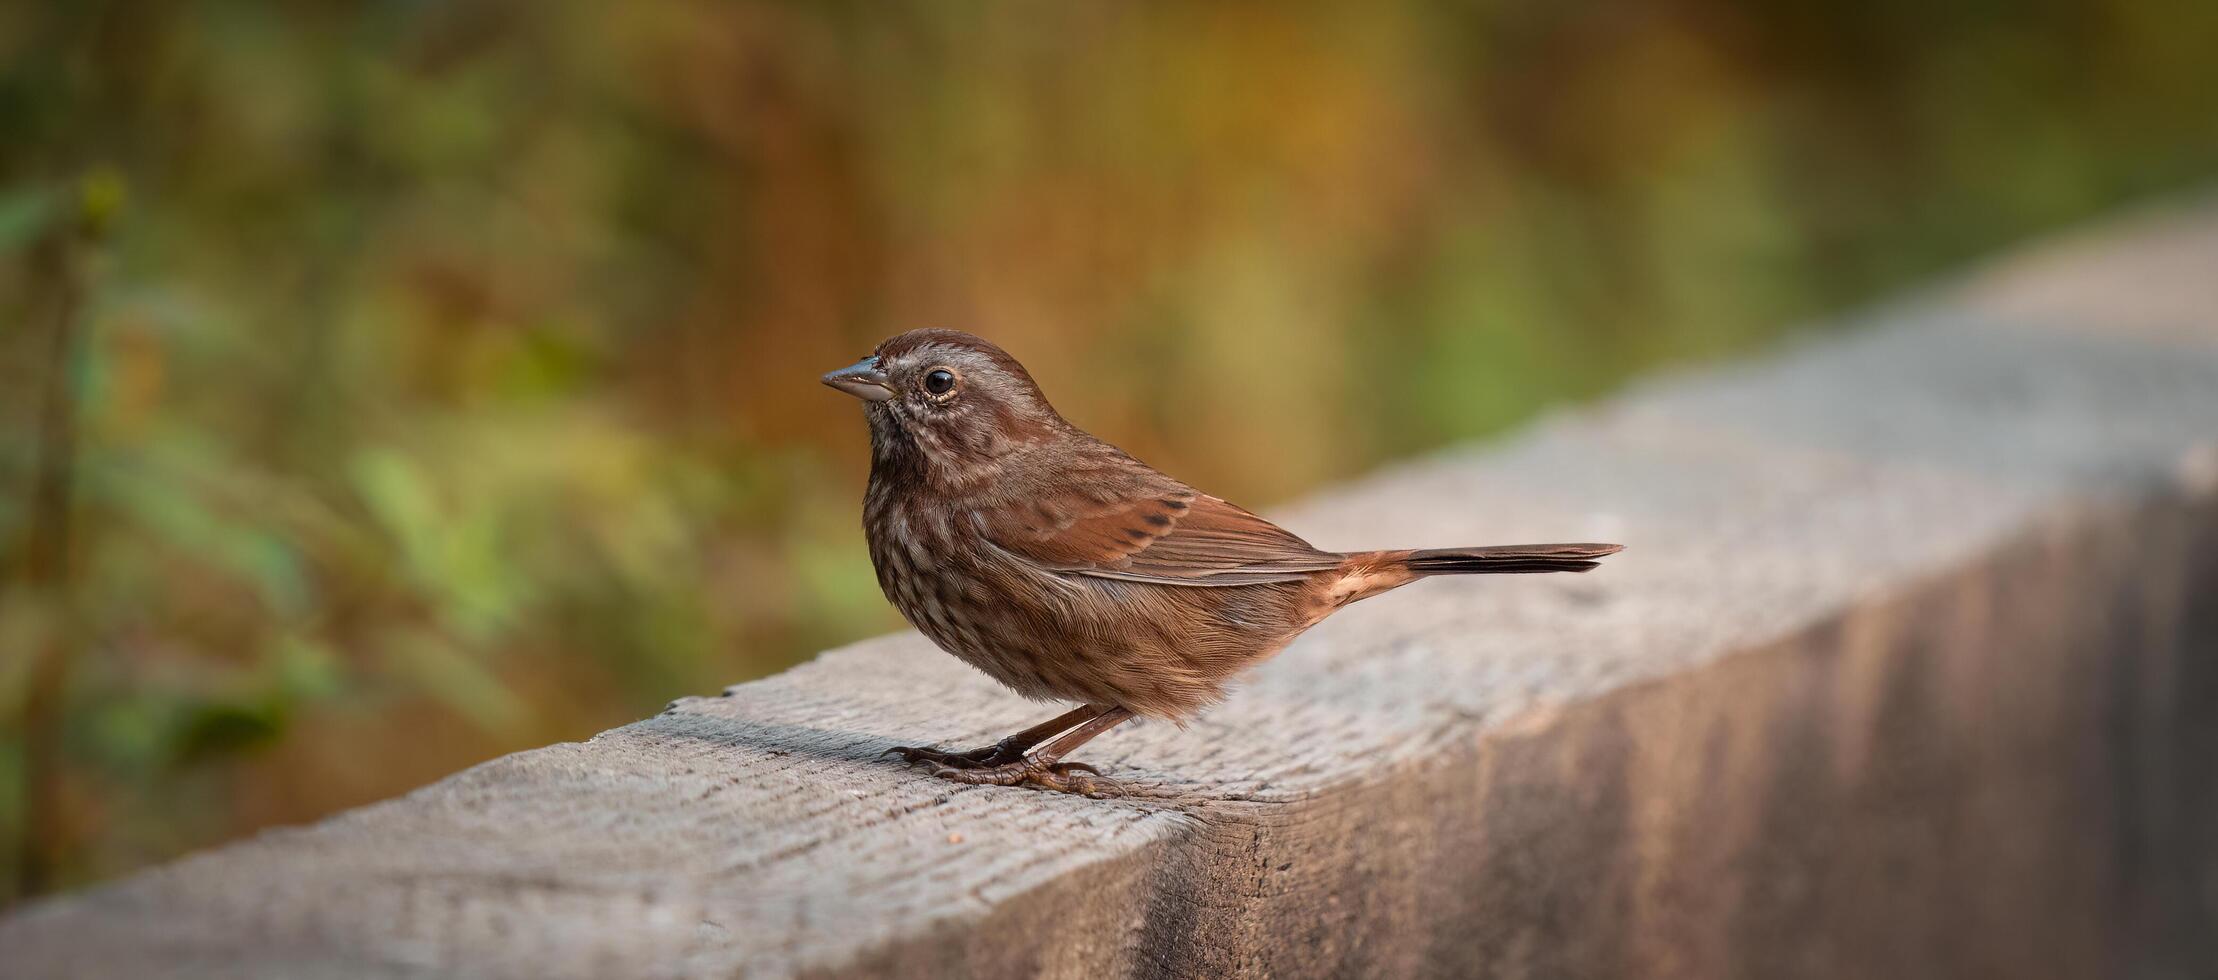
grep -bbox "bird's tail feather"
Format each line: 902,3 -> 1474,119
1401,543 -> 1623,575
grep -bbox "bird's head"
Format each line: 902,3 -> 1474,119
822,329 -> 1064,481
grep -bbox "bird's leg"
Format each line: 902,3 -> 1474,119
886,704 -> 1106,770
927,707 -> 1134,797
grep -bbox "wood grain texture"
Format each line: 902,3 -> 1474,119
6,197 -> 2218,979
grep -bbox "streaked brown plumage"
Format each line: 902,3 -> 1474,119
825,329 -> 1620,795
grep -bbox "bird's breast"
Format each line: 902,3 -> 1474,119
866,492 -> 994,640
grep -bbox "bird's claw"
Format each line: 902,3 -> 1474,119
884,743 -> 1020,770
926,760 -> 1121,798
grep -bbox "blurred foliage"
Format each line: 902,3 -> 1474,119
3,0 -> 2216,899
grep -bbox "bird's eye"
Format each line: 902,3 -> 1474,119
923,368 -> 958,396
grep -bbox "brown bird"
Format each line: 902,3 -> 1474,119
825,329 -> 1620,796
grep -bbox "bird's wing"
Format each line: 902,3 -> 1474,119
983,472 -> 1342,587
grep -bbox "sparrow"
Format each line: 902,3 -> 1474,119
824,329 -> 1620,796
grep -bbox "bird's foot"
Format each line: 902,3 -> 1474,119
926,759 -> 1119,798
883,741 -> 1024,770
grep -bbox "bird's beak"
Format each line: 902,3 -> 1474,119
822,356 -> 895,402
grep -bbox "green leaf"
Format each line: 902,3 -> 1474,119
0,184 -> 59,253
170,699 -> 286,765
380,627 -> 528,736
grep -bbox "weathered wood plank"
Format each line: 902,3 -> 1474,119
5,197 -> 2217,979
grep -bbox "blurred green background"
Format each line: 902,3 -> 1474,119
3,0 -> 2215,902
